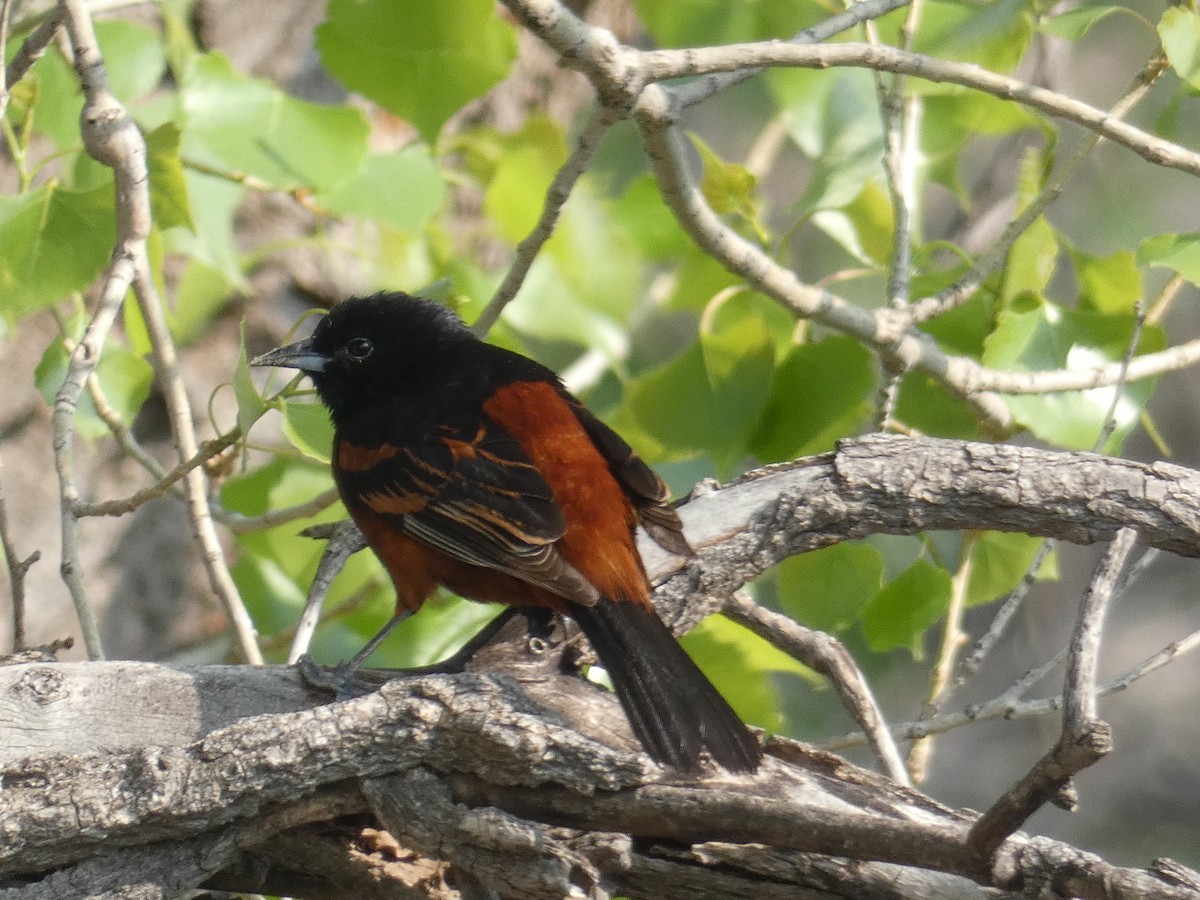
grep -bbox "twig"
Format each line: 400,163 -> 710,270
132,266 -> 263,663
966,528 -> 1136,861
288,519 -> 367,663
0,454 -> 40,652
4,4 -> 60,90
866,1 -> 923,431
472,105 -> 618,336
73,430 -> 240,518
1146,272 -> 1186,327
866,1 -> 921,311
1094,300 -> 1147,452
955,540 -> 1055,684
57,0 -> 262,664
670,0 -> 916,109
722,591 -> 909,786
0,0 -> 13,124
909,52 -> 1168,323
907,530 -> 974,783
218,486 -> 340,534
640,44 -> 1200,178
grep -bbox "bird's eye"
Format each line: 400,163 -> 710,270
345,337 -> 373,360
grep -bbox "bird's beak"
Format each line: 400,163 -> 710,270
250,338 -> 329,374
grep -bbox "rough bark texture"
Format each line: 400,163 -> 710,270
5,436 -> 1200,899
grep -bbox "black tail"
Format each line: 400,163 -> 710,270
570,598 -> 761,773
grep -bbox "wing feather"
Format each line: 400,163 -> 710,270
336,416 -> 601,605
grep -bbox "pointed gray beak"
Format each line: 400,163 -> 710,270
250,337 -> 329,374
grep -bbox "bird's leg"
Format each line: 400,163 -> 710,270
297,609 -> 414,700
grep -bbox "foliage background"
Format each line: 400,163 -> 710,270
3,0 -> 1200,873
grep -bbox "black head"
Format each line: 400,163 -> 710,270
251,292 -> 480,422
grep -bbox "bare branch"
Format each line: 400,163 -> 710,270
472,105 -> 619,336
56,0 -> 263,664
219,485 -> 340,534
722,590 -> 909,786
966,528 -> 1136,860
3,4 -> 60,91
73,430 -> 240,519
289,519 -> 367,663
0,454 -> 40,652
640,43 -> 1200,179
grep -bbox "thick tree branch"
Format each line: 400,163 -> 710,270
8,437 -> 1200,896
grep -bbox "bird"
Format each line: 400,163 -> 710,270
251,292 -> 761,773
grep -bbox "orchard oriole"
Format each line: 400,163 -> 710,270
252,292 -> 761,773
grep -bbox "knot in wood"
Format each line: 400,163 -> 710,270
14,667 -> 67,706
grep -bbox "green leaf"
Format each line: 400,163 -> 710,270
100,19 -> 168,104
36,338 -> 153,440
1071,248 -> 1142,315
180,52 -> 370,190
1138,232 -> 1200,283
690,133 -> 759,218
234,323 -> 270,438
776,543 -> 885,633
315,147 -> 445,232
0,183 -> 116,321
500,258 -> 628,356
630,0 -> 817,47
171,259 -> 236,346
145,122 -> 195,231
811,181 -> 893,266
966,532 -> 1056,607
750,336 -> 876,462
768,68 -> 885,214
482,118 -> 568,244
316,0 -> 516,141
982,295 -> 1165,451
283,400 -> 334,463
1000,149 -> 1057,304
910,0 -> 1033,72
1160,7 -> 1200,91
619,300 -> 776,470
367,597 -> 504,668
861,559 -> 952,658
680,614 -> 812,732
895,372 -> 980,440
613,307 -> 776,471
162,170 -> 245,286
608,174 -> 691,261
1039,4 -> 1125,40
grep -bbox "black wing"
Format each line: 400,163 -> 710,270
335,416 -> 600,605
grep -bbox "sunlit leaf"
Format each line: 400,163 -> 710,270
0,183 -> 115,320
316,147 -> 445,232
965,532 -> 1056,607
750,336 -> 876,462
776,543 -> 885,633
145,122 -> 195,231
681,614 -> 813,732
1160,7 -> 1200,91
1040,4 -> 1126,40
1138,232 -> 1200,284
861,559 -> 952,658
180,52 -> 369,190
283,400 -> 334,463
982,295 -> 1165,451
316,0 -> 516,140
